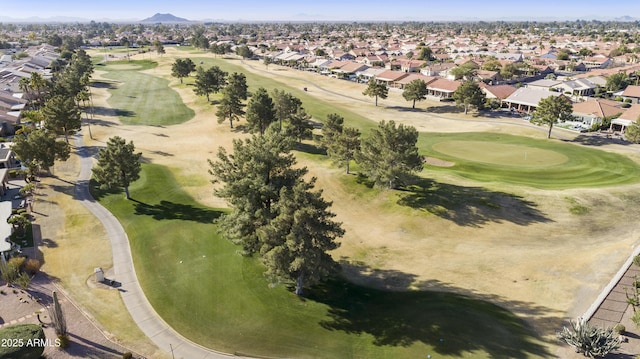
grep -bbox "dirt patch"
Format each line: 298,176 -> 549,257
424,156 -> 455,167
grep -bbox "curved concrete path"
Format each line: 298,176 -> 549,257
73,134 -> 242,359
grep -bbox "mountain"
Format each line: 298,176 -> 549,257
141,13 -> 190,23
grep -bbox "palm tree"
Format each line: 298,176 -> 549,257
18,77 -> 32,109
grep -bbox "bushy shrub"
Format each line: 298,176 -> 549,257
122,352 -> 133,359
614,323 -> 626,335
57,334 -> 70,349
23,259 -> 41,276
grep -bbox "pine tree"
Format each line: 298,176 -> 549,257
42,95 -> 82,143
329,127 -> 361,174
259,178 -> 343,295
209,126 -> 306,253
285,107 -> 313,143
246,87 -> 276,136
532,95 -> 574,139
356,120 -> 423,189
402,79 -> 428,109
362,78 -> 388,106
92,136 -> 142,199
452,80 -> 486,115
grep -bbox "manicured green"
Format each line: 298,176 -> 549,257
92,164 -> 549,359
99,60 -> 195,125
0,324 -> 45,358
421,132 -> 640,189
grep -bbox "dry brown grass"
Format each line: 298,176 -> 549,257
43,47 -> 640,356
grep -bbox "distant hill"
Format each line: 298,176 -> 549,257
141,13 -> 190,23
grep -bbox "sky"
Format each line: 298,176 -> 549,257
3,0 -> 640,22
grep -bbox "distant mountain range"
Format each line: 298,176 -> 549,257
140,13 -> 191,23
0,13 -> 638,23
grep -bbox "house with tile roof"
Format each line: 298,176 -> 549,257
375,70 -> 410,88
622,85 -> 640,104
426,79 -> 462,101
611,104 -> 640,133
572,99 -> 623,128
503,88 -> 563,113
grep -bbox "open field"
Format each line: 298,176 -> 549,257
42,46 -> 640,358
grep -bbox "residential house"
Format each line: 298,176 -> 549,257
421,62 -> 456,77
481,84 -> 517,104
527,79 -> 561,91
572,99 -> 623,128
553,78 -> 597,97
375,70 -> 409,88
395,73 -> 437,90
622,85 -> 640,104
503,88 -> 563,113
426,79 -> 462,101
0,201 -> 13,260
332,62 -> 369,79
611,104 -> 640,133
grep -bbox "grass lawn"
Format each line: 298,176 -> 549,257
420,132 -> 640,189
91,163 -> 549,359
193,57 -> 378,135
97,60 -> 194,126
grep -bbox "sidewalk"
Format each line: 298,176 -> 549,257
73,134 -> 244,359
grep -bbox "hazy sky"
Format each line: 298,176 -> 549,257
3,0 -> 640,21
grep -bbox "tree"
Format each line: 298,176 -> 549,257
171,58 -> 196,84
605,72 -> 629,92
12,129 -> 70,174
216,86 -> 245,129
236,45 -> 253,59
285,107 -> 313,143
263,56 -> 271,70
246,87 -> 276,136
258,178 -> 343,296
452,80 -> 486,114
450,63 -> 478,81
416,46 -> 434,61
226,72 -> 248,100
362,78 -> 388,107
532,95 -> 574,139
625,118 -> 640,143
356,120 -> 423,189
92,136 -> 142,199
272,89 -> 302,129
402,79 -> 428,109
8,215 -> 29,239
194,66 -> 227,102
329,126 -> 361,174
500,62 -> 519,80
482,59 -> 502,71
153,40 -> 165,55
42,95 -> 82,143
320,113 -> 344,150
209,126 -> 306,253
557,318 -> 620,358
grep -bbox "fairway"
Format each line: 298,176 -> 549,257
91,164 -> 549,359
99,60 -> 195,126
81,50 -> 640,359
432,141 -> 568,167
422,132 -> 640,189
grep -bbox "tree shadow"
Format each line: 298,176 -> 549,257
571,134 -> 631,147
425,105 -> 463,114
306,261 -> 555,358
114,109 -> 136,117
396,177 -> 551,227
295,142 -> 326,155
386,106 -> 428,113
132,199 -> 222,223
91,81 -> 117,89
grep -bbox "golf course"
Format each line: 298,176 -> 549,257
36,47 -> 640,359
